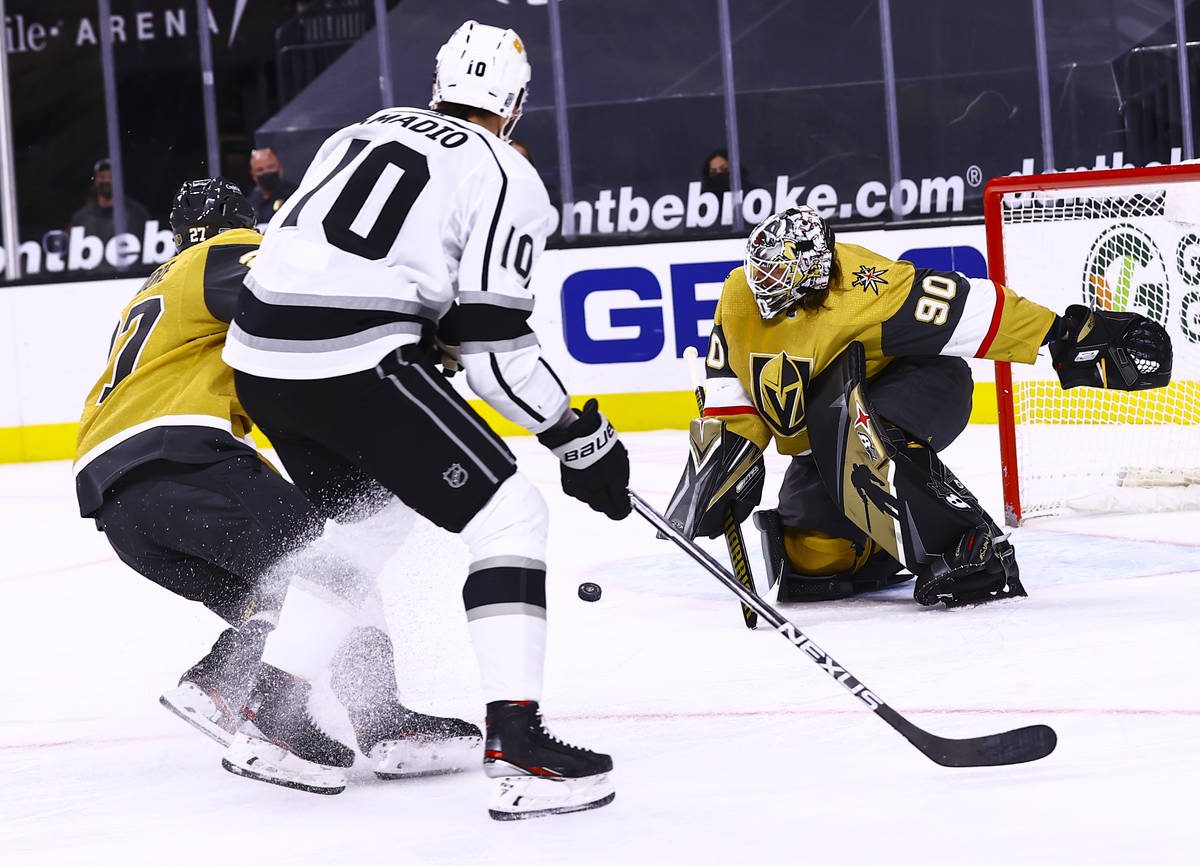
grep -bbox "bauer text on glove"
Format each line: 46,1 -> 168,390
537,398 -> 631,520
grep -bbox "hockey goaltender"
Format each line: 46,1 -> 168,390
668,205 -> 1171,608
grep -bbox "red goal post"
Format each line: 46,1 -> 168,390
984,165 -> 1200,526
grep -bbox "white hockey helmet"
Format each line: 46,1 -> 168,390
431,20 -> 531,141
744,206 -> 836,319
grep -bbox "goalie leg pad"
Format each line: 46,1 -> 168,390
805,342 -> 1024,607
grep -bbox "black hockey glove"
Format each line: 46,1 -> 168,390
538,399 -> 630,520
664,417 -> 765,539
1049,304 -> 1171,391
914,524 -> 1025,607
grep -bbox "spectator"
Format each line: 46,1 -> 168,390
247,147 -> 299,228
70,158 -> 151,245
701,148 -> 732,194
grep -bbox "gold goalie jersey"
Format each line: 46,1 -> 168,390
75,228 -> 262,517
704,242 -> 1058,454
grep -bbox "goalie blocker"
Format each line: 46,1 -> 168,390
664,417 -> 766,540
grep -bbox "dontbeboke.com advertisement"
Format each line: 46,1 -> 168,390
2,148 -> 1185,278
546,150 -> 1187,238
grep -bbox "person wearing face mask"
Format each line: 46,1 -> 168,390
246,147 -> 298,229
69,158 -> 152,271
699,147 -> 753,197
701,148 -> 731,194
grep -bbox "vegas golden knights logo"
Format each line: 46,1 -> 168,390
749,351 -> 812,437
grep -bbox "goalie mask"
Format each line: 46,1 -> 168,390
170,178 -> 255,252
431,20 -> 531,142
745,206 -> 835,319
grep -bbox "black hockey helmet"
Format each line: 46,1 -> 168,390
170,177 -> 255,251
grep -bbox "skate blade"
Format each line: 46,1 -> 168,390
487,772 -> 615,821
221,733 -> 346,795
159,682 -> 236,748
370,735 -> 482,780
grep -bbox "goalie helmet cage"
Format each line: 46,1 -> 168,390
984,164 -> 1200,526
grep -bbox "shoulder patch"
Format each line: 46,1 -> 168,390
851,264 -> 889,295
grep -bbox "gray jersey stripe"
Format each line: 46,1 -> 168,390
245,275 -> 441,320
228,321 -> 423,353
461,334 -> 540,355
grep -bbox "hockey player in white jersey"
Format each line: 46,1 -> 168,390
222,21 -> 626,819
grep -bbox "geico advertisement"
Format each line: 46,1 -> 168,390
486,223 -> 989,396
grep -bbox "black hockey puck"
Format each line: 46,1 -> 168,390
578,582 -> 602,602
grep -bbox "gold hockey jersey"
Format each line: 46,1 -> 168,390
704,242 -> 1057,455
75,228 -> 263,516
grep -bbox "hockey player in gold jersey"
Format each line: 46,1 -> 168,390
75,179 -> 480,784
76,179 -> 293,616
668,205 -> 1172,607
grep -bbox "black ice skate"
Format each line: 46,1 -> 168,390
159,619 -> 272,747
221,664 -> 355,795
483,700 -> 614,821
348,699 -> 482,780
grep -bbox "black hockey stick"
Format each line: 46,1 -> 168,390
682,346 -> 758,630
630,490 -> 1057,767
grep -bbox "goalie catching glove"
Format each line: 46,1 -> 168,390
665,417 -> 766,539
1049,304 -> 1171,391
538,399 -> 630,520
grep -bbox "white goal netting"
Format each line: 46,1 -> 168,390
994,171 -> 1200,521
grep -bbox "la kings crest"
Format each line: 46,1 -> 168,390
749,351 -> 812,437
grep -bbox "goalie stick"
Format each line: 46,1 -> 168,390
682,346 -> 759,630
630,490 -> 1058,767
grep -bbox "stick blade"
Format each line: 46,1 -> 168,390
920,723 -> 1058,768
741,603 -> 758,629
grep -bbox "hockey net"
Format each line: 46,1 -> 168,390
984,165 -> 1200,525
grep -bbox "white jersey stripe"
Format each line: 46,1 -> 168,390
942,278 -> 1001,358
705,376 -> 756,410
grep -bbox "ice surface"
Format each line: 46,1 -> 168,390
1,428 -> 1197,864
